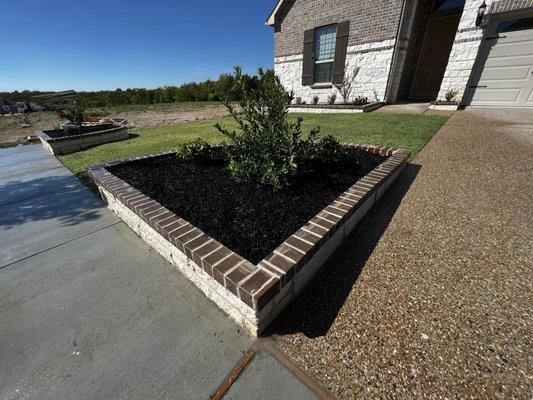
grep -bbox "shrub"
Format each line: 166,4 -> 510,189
318,134 -> 343,165
45,99 -> 86,127
445,89 -> 459,102
295,97 -> 303,105
214,66 -> 342,188
294,128 -> 343,174
335,67 -> 360,104
372,89 -> 380,102
327,94 -> 337,105
178,138 -> 221,164
312,95 -> 319,105
353,96 -> 368,106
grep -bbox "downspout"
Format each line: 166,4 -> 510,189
384,0 -> 408,104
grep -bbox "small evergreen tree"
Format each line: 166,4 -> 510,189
215,66 -> 341,188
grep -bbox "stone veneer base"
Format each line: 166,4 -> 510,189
39,125 -> 129,156
89,145 -> 410,336
428,104 -> 459,111
98,185 -> 261,334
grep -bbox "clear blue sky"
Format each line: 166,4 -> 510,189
0,0 -> 278,92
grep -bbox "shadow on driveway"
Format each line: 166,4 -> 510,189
0,175 -> 105,230
267,163 -> 421,338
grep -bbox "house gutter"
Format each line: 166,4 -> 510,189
384,0 -> 408,103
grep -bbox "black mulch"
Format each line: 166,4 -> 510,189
108,149 -> 387,264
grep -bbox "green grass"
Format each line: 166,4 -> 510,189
59,112 -> 448,190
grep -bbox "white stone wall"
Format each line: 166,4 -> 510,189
98,186 -> 261,336
437,0 -> 518,103
275,38 -> 396,104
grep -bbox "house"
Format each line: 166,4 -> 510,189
0,97 -> 19,115
267,0 -> 533,107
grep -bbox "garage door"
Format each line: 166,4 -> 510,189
470,16 -> 533,107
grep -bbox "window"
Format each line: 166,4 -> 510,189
314,25 -> 337,83
433,0 -> 465,12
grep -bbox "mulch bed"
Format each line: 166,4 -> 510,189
108,149 -> 387,264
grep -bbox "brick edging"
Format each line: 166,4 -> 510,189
89,153 -> 266,313
89,144 -> 410,333
253,144 -> 409,310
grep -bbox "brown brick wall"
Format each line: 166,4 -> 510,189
274,0 -> 405,57
396,0 -> 434,100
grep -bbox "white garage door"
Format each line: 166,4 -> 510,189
470,16 -> 533,107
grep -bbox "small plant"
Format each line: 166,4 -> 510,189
294,127 -> 343,174
327,94 -> 337,105
317,134 -> 342,165
372,89 -> 380,102
312,95 -> 319,105
445,89 -> 459,102
352,96 -> 368,106
335,67 -> 360,104
45,99 -> 86,129
214,66 -> 342,188
295,97 -> 303,105
179,138 -> 220,163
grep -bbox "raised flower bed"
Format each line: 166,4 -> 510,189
289,101 -> 384,114
89,143 -> 409,335
39,118 -> 129,155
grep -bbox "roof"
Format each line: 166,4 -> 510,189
266,0 -> 287,26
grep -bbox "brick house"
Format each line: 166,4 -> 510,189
267,0 -> 533,107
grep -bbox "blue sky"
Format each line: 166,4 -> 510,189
1,0 -> 278,92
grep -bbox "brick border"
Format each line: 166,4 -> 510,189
89,144 -> 410,335
39,120 -> 129,155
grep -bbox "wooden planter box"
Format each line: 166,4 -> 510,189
89,144 -> 410,336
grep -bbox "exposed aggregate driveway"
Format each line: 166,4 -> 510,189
271,108 -> 532,399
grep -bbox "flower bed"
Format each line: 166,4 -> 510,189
39,118 -> 129,155
89,144 -> 410,336
288,102 -> 384,114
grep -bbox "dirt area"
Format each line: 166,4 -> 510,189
0,112 -> 60,148
91,102 -> 229,130
0,102 -> 229,148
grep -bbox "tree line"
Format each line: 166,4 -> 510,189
1,72 -> 259,108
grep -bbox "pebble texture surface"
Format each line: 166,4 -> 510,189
271,108 -> 532,399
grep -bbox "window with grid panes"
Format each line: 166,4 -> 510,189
314,25 -> 337,83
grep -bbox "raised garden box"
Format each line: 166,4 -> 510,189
288,102 -> 384,114
89,144 -> 410,336
39,118 -> 129,155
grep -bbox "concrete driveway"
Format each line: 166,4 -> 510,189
272,107 -> 533,398
0,145 -> 321,400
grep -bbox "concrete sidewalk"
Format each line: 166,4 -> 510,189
0,145 -> 320,400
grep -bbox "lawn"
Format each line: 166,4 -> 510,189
59,112 -> 448,190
